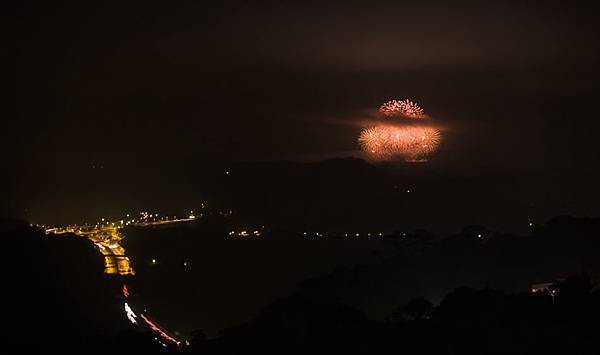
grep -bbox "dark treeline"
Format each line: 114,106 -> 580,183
186,274 -> 599,354
284,215 -> 600,320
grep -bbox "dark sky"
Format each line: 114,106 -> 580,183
10,1 -> 600,225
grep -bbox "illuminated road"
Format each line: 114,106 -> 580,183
43,224 -> 135,274
41,213 -> 198,346
42,215 -> 197,275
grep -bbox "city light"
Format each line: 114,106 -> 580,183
41,208 -> 206,275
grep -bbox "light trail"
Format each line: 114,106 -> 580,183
140,314 -> 181,346
124,302 -> 137,324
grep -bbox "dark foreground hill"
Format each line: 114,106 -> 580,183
1,220 -> 135,354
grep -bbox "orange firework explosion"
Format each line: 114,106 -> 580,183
359,125 -> 440,162
379,99 -> 427,119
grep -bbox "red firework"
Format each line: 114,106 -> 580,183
359,125 -> 440,162
379,99 -> 427,119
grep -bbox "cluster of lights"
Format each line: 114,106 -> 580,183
303,231 -> 325,237
91,206 -> 207,227
41,206 -> 205,276
302,231 -> 385,238
228,229 -> 261,237
43,207 -> 206,235
531,282 -> 557,300
42,222 -> 134,275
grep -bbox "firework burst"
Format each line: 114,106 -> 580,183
359,125 -> 440,162
379,99 -> 427,119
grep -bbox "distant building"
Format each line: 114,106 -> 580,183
531,281 -> 562,300
531,282 -> 554,294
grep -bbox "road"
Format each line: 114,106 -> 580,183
42,216 -> 196,275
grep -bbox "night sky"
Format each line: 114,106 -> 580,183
10,1 -> 600,227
